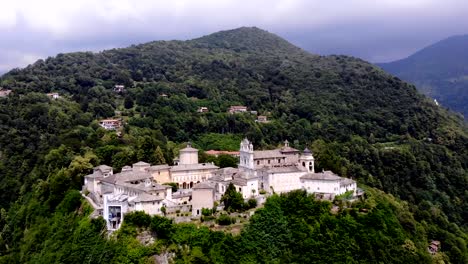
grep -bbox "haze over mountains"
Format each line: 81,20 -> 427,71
378,35 -> 468,118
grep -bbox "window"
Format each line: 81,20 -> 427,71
257,160 -> 260,165
278,159 -> 281,163
268,160 -> 270,164
239,187 -> 242,192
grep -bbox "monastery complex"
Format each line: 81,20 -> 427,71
83,139 -> 360,230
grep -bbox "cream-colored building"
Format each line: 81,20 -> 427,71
191,182 -> 216,216
148,164 -> 171,183
169,144 -> 218,189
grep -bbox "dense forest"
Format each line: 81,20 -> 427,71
0,27 -> 467,262
378,34 -> 468,118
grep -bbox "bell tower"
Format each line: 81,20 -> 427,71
239,138 -> 254,170
299,147 -> 315,172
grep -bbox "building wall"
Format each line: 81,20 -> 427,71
151,169 -> 171,184
267,171 -> 304,194
283,153 -> 300,164
171,168 -> 216,189
84,177 -> 99,193
192,188 -> 214,216
180,151 -> 198,165
134,201 -> 163,215
339,181 -> 357,195
301,179 -> 341,194
254,157 -> 286,167
234,179 -> 259,199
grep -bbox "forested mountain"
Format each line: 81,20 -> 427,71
378,35 -> 468,118
0,27 -> 467,263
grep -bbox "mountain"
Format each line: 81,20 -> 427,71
378,35 -> 468,118
0,27 -> 467,262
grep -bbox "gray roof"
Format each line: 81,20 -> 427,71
132,193 -> 164,203
172,191 -> 192,199
101,171 -> 152,184
300,171 -> 342,181
94,165 -> 113,172
133,161 -> 150,166
148,164 -> 171,171
231,177 -> 247,186
85,172 -> 103,179
303,148 -> 312,155
253,150 -> 286,159
340,178 -> 355,186
118,181 -> 168,192
170,163 -> 218,172
263,164 -> 305,173
180,145 -> 198,152
193,182 -> 215,190
210,167 -> 239,182
280,146 -> 300,153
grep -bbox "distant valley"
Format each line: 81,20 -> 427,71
378,35 -> 468,118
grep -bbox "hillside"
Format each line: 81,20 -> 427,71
378,35 -> 468,118
0,27 -> 467,262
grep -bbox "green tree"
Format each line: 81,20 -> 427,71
124,96 -> 134,109
154,146 -> 166,164
221,183 -> 244,212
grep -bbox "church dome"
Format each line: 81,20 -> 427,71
179,143 -> 199,165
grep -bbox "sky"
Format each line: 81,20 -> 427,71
1,0 -> 468,74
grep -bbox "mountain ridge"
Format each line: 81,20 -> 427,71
378,34 -> 468,118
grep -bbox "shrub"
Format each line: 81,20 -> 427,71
217,214 -> 233,225
246,198 -> 257,209
150,215 -> 173,239
201,208 -> 213,216
124,211 -> 151,227
202,215 -> 215,222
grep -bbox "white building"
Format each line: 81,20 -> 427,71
228,105 -> 248,113
211,138 -> 358,202
46,92 -> 60,99
114,85 -> 125,93
84,162 -> 174,230
84,139 -> 360,226
99,119 -> 122,130
300,170 -> 357,200
192,182 -> 216,216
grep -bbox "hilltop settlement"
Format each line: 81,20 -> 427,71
83,139 -> 361,230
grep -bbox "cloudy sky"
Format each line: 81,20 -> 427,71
1,0 -> 468,73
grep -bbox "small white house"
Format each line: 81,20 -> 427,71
46,92 -> 60,99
